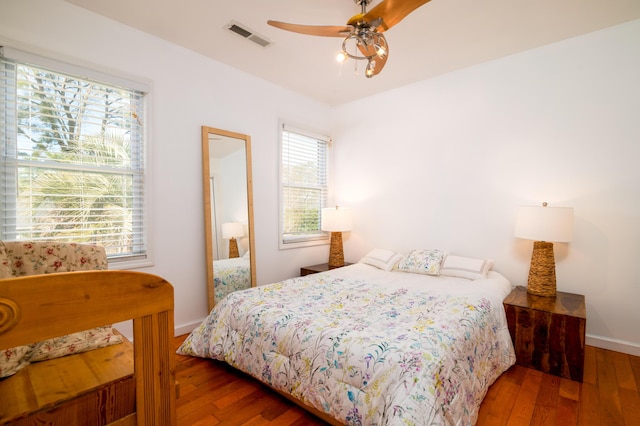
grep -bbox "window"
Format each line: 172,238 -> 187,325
279,123 -> 330,247
0,47 -> 149,265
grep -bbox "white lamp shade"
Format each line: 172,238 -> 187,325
514,205 -> 574,242
221,222 -> 244,239
321,207 -> 352,232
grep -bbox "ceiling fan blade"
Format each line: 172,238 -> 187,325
267,20 -> 353,37
363,0 -> 433,33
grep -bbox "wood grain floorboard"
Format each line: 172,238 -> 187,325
174,335 -> 640,425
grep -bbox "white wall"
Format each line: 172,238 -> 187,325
332,19 -> 640,355
0,0 -> 333,335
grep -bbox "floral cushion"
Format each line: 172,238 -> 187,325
0,240 -> 12,279
1,241 -> 25,378
394,248 -> 445,275
30,326 -> 122,362
0,345 -> 36,379
3,241 -> 108,276
0,241 -> 120,378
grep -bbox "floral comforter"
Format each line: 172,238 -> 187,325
178,267 -> 515,425
213,257 -> 251,301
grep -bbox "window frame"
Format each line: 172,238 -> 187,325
278,122 -> 332,250
0,46 -> 153,269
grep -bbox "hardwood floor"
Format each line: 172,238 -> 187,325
174,335 -> 640,425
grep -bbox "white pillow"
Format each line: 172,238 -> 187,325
394,249 -> 445,275
359,249 -> 404,271
440,254 -> 493,280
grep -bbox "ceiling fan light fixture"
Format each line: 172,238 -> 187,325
268,0 -> 431,79
340,31 -> 386,59
337,29 -> 387,77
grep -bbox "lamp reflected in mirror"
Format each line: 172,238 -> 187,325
222,222 -> 244,258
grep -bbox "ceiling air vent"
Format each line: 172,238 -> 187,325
226,21 -> 272,48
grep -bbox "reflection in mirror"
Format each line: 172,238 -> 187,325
202,126 -> 255,311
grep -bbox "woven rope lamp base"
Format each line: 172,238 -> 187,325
527,241 -> 557,297
328,231 -> 345,268
228,238 -> 240,259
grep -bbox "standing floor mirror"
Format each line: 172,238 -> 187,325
202,126 -> 256,311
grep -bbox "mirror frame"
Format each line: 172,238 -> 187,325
202,126 -> 256,311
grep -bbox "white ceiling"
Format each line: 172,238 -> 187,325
65,0 -> 640,106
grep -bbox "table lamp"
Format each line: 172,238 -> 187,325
222,222 -> 244,258
321,206 -> 352,268
514,202 -> 574,297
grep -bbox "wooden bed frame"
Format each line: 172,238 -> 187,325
0,270 -> 176,425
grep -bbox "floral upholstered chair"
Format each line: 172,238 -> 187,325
0,240 -> 121,378
0,240 -> 108,278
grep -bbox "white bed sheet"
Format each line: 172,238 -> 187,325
325,263 -> 512,302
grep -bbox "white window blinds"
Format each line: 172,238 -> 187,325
280,124 -> 330,245
0,47 -> 148,263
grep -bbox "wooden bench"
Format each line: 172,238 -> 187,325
0,270 -> 176,426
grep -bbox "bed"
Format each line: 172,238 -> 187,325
178,249 -> 516,425
213,255 -> 251,301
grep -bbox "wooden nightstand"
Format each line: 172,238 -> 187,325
300,262 -> 353,276
503,285 -> 586,382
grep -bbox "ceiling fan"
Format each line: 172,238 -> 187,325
268,0 -> 432,78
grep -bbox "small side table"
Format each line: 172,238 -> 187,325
300,262 -> 353,276
503,286 -> 586,382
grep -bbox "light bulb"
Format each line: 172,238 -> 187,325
375,45 -> 387,58
366,62 -> 374,77
336,51 -> 348,63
